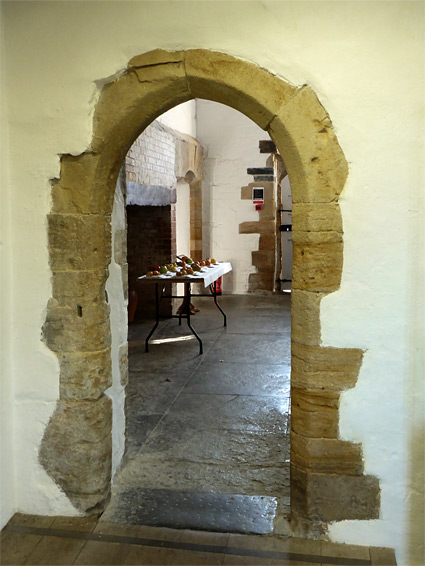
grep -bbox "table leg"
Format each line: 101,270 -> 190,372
185,282 -> 203,355
145,283 -> 160,352
210,281 -> 227,326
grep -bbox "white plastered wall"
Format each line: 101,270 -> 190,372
1,2 -> 423,563
105,177 -> 127,478
196,100 -> 269,294
175,180 -> 191,297
0,26 -> 16,525
175,180 -> 191,257
157,100 -> 197,139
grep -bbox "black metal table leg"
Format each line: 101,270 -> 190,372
210,281 -> 227,326
145,283 -> 160,352
185,282 -> 203,355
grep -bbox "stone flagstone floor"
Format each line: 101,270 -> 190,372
102,294 -> 292,532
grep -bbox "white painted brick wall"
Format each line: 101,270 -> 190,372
125,121 -> 176,189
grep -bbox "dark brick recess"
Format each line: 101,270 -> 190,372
127,204 -> 176,320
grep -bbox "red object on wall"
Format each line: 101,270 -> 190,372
213,276 -> 222,295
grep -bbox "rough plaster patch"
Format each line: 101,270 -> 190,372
16,401 -> 80,517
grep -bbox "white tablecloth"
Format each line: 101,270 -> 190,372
138,262 -> 232,288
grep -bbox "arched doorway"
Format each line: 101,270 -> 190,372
41,49 -> 380,530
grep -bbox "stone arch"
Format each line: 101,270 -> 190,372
41,49 -> 380,527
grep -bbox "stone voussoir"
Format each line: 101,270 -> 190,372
92,62 -> 191,155
184,49 -> 299,130
129,49 -> 185,68
267,86 -> 348,204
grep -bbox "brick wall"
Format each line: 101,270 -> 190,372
125,121 -> 178,320
126,122 -> 176,192
127,204 -> 176,319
